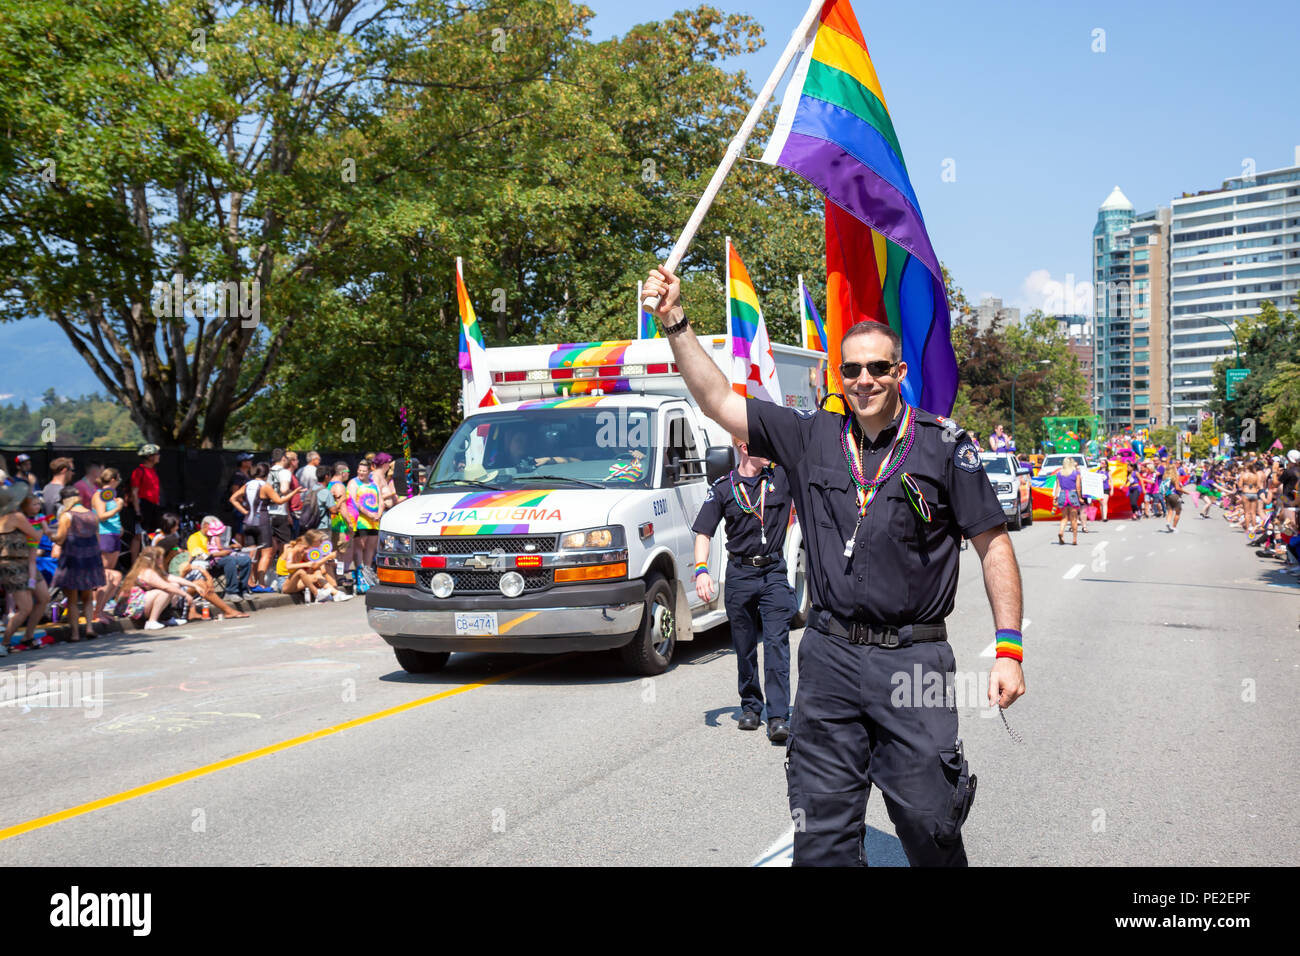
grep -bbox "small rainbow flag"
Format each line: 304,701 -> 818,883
726,238 -> 782,405
637,280 -> 661,339
798,274 -> 826,353
760,0 -> 957,415
456,258 -> 498,410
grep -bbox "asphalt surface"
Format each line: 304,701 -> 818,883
0,509 -> 1295,866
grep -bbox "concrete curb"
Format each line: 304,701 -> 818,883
8,591 -> 304,648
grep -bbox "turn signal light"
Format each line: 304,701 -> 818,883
377,568 -> 416,585
554,562 -> 627,583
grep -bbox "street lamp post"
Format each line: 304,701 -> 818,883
1201,314 -> 1242,368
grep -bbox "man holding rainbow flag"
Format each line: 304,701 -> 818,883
641,0 -> 1024,866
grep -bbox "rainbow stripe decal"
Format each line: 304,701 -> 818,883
414,489 -> 562,534
516,396 -> 606,411
548,341 -> 634,395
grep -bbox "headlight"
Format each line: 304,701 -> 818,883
559,526 -> 623,550
995,482 -> 1013,495
499,571 -> 525,598
379,532 -> 411,553
431,572 -> 454,598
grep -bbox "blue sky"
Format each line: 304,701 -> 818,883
585,0 -> 1299,312
3,0 -> 1296,406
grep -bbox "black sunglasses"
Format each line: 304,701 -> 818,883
840,360 -> 898,380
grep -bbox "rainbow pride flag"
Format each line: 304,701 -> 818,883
455,258 -> 498,410
636,281 -> 661,339
759,0 -> 957,415
798,274 -> 826,352
726,238 -> 782,405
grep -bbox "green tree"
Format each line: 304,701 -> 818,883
1212,296 -> 1300,452
234,5 -> 826,452
0,0 -> 583,448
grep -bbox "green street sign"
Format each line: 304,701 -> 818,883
1225,367 -> 1250,400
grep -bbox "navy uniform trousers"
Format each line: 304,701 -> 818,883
724,558 -> 795,721
786,622 -> 973,867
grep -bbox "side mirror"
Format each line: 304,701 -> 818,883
705,445 -> 736,485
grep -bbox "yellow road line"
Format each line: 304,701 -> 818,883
0,656 -> 556,844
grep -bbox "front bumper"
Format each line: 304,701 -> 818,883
365,580 -> 647,653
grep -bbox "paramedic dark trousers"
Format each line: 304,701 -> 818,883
787,619 -> 971,866
725,558 -> 794,720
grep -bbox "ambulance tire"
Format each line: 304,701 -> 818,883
620,573 -> 675,676
394,647 -> 450,673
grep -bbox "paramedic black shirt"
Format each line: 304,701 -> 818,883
746,399 -> 1006,625
691,464 -> 792,558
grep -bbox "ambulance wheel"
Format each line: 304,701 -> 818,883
394,647 -> 450,673
621,573 -> 675,676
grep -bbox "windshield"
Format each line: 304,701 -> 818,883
428,407 -> 656,489
981,457 -> 1012,475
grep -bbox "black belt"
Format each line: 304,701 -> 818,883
813,608 -> 947,648
728,552 -> 779,568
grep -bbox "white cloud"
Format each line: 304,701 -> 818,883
1016,269 -> 1092,317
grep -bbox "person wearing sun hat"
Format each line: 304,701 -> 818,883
190,515 -> 253,599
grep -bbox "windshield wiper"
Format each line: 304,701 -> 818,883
425,478 -> 502,490
512,474 -> 604,489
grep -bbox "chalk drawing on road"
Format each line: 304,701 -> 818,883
92,710 -> 263,735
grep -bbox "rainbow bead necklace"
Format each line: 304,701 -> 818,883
730,468 -> 770,545
840,403 -> 916,557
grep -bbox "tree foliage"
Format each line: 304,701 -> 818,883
1212,296 -> 1300,452
0,390 -> 143,446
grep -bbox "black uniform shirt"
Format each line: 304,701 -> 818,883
747,398 -> 1006,625
691,464 -> 792,558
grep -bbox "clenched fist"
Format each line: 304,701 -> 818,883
643,266 -> 683,321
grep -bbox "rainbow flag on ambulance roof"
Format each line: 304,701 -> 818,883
636,280 -> 661,339
798,274 -> 826,353
759,0 -> 957,415
456,258 -> 498,410
726,238 -> 782,405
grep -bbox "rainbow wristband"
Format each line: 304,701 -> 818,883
693,562 -> 709,578
995,628 -> 1023,662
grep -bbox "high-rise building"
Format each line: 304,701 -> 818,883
971,296 -> 1020,333
1167,150 -> 1300,427
1092,188 -> 1172,431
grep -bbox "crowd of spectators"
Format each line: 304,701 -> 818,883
0,447 -> 425,652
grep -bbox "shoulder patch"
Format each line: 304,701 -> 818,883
954,440 -> 982,473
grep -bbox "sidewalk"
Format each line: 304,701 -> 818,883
7,591 -> 305,652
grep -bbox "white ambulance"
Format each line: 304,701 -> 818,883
366,336 -> 825,674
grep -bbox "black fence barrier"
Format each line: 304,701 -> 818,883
0,445 -> 440,525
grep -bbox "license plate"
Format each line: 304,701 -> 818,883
454,612 -> 499,636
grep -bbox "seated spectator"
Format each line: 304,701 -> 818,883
165,545 -> 248,620
301,529 -> 351,601
188,516 -> 254,600
274,535 -> 349,603
113,547 -> 191,631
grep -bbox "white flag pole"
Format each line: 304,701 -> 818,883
725,236 -> 736,393
636,279 -> 644,339
642,0 -> 823,312
798,273 -> 808,351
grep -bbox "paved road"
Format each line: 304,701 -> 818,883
0,511 -> 1295,865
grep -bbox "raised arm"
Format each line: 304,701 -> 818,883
643,266 -> 749,442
